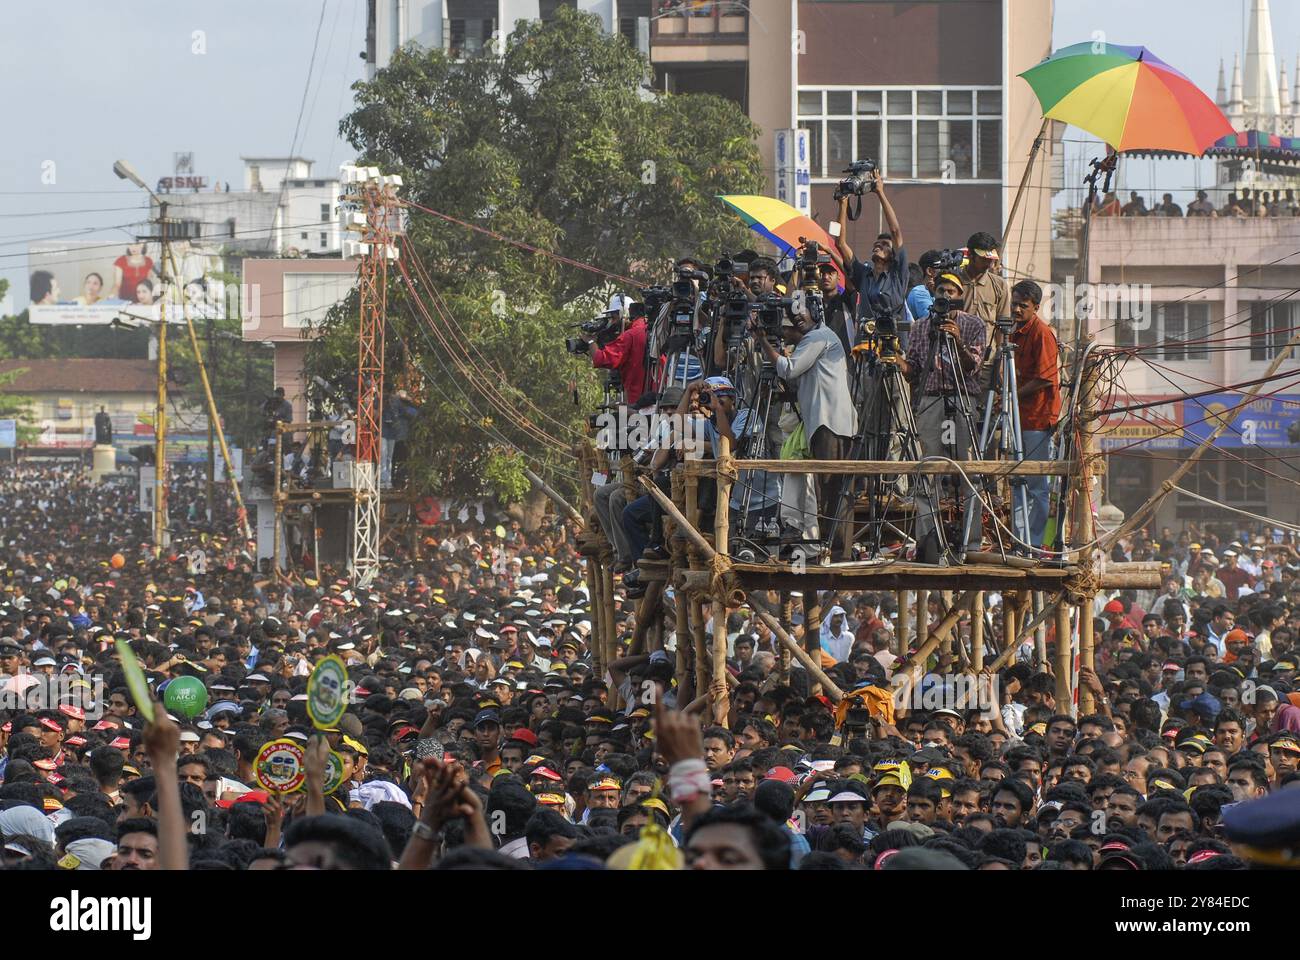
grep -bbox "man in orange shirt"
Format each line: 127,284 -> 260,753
1009,280 -> 1061,547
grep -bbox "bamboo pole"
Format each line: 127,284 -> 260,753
746,595 -> 843,702
647,473 -> 710,558
712,436 -> 733,725
692,597 -> 709,700
1002,590 -> 1018,662
671,471 -> 690,687
917,589 -> 930,652
1033,590 -> 1047,667
273,427 -> 283,575
525,467 -> 583,527
896,590 -> 910,655
1076,362 -> 1098,716
1001,117 -> 1051,261
984,592 -> 1065,673
602,562 -> 618,696
972,592 -> 985,672
681,458 -> 1073,476
589,557 -> 607,676
940,589 -> 955,659
894,591 -> 973,716
1055,602 -> 1073,708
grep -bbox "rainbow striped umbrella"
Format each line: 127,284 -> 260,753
1019,42 -> 1233,154
717,195 -> 835,258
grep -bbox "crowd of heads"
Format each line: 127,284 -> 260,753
0,460 -> 1296,870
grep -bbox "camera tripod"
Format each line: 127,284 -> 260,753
911,316 -> 1007,561
959,318 -> 1031,555
825,337 -> 946,562
732,360 -> 783,548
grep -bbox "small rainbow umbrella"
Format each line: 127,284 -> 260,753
717,195 -> 836,259
1019,42 -> 1233,154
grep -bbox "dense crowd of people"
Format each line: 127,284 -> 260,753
0,457 -> 1296,872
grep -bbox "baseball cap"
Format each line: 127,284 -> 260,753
703,375 -> 737,396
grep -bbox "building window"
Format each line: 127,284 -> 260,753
301,232 -> 308,240
1249,299 -> 1298,361
320,203 -> 331,223
798,86 -> 1002,182
1177,460 -> 1267,516
446,1 -> 497,58
283,272 -> 357,329
320,232 -> 328,248
226,218 -> 237,238
620,0 -> 651,44
1113,302 -> 1211,361
539,0 -> 575,20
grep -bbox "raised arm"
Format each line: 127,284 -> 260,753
874,170 -> 903,251
142,704 -> 188,871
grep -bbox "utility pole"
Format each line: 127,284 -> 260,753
154,201 -> 169,557
206,315 -> 215,525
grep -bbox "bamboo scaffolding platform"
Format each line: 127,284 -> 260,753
575,310 -> 1214,717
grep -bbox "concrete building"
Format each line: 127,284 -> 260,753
148,156 -> 342,258
241,258 -> 360,423
0,358 -> 208,461
1079,1 -> 1300,531
366,0 -> 1056,279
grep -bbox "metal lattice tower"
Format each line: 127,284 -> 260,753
341,165 -> 402,587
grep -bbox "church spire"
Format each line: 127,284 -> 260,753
1244,0 -> 1280,121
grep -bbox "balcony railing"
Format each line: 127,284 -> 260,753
651,1 -> 747,42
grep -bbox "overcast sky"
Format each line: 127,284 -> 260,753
0,0 -> 1294,310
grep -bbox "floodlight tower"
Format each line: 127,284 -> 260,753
339,164 -> 403,587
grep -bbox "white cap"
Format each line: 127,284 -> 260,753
607,294 -> 632,314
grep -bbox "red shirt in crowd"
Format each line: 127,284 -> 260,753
591,317 -> 648,406
1011,312 -> 1062,431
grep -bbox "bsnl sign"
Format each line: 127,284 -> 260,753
158,176 -> 209,191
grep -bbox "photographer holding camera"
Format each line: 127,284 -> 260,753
899,272 -> 987,554
581,294 -> 647,407
834,167 -> 910,350
754,299 -> 855,540
710,257 -> 779,375
680,376 -> 781,531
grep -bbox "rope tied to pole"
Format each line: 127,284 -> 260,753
708,553 -> 735,606
714,454 -> 740,484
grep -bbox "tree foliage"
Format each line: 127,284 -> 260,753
309,7 -> 763,500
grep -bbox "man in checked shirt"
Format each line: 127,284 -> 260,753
899,272 -> 987,557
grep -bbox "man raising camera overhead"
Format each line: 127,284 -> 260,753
834,167 -> 910,351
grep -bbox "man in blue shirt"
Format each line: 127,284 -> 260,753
834,168 -> 909,350
907,249 -> 943,322
683,376 -> 781,528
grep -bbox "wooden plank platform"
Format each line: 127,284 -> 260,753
728,559 -> 1080,592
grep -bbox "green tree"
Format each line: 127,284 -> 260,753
309,7 -> 762,501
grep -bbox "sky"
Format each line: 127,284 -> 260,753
1051,0 -> 1300,207
1,0 -> 1295,310
0,0 -> 367,312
